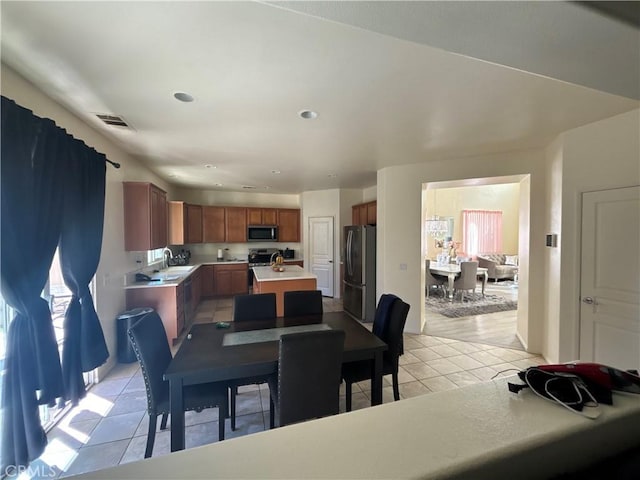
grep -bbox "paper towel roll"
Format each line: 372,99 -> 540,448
217,249 -> 223,259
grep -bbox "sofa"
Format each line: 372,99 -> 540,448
476,254 -> 518,281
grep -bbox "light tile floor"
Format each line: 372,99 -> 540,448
17,296 -> 544,479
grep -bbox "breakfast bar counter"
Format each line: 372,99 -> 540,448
70,376 -> 640,479
252,265 -> 317,316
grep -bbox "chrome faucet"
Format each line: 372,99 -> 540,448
162,247 -> 173,270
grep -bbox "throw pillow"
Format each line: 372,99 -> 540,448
505,255 -> 518,266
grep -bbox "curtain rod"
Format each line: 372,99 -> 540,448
106,159 -> 121,169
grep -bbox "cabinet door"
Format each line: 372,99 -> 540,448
186,204 -> 203,243
168,201 -> 186,245
366,201 -> 377,225
123,182 -> 168,251
262,208 -> 277,225
231,270 -> 248,295
247,208 -> 263,225
277,209 -> 300,242
352,205 -> 361,225
214,269 -> 232,296
150,185 -> 168,249
358,204 -> 367,225
201,265 -> 215,297
226,207 -> 247,243
203,206 -> 225,243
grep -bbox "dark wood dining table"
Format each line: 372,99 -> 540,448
163,311 -> 388,452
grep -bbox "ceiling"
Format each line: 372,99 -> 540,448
1,1 -> 638,194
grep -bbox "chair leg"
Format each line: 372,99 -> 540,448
218,401 -> 226,441
230,385 -> 237,431
392,373 -> 400,401
345,382 -> 352,412
269,395 -> 275,429
159,413 -> 168,430
145,414 -> 158,458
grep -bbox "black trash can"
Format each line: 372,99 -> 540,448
117,307 -> 154,363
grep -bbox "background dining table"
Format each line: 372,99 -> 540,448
163,311 -> 388,451
429,263 -> 489,300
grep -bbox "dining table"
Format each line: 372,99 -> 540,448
429,263 -> 489,300
163,311 -> 388,452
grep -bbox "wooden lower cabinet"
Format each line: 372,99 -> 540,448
200,265 -> 215,297
126,284 -> 185,345
213,263 -> 248,296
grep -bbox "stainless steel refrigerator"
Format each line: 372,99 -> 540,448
343,225 -> 376,323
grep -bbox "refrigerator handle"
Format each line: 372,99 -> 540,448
346,230 -> 352,277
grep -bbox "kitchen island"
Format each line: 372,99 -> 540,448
252,265 -> 317,316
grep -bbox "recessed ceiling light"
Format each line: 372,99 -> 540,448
214,183 -> 223,187
299,110 -> 318,120
271,170 -> 281,174
173,92 -> 194,102
205,164 -> 216,169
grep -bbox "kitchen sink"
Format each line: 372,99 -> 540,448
165,266 -> 194,273
151,274 -> 181,282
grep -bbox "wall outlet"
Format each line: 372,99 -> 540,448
399,263 -> 407,271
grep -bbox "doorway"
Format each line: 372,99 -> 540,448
309,216 -> 335,297
422,177 -> 529,349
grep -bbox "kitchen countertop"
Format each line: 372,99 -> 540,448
125,256 -> 304,289
252,265 -> 316,282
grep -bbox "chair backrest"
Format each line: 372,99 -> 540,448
127,311 -> 172,415
382,299 -> 410,363
425,259 -> 443,287
233,293 -> 277,322
455,261 -> 478,290
283,290 -> 323,317
277,329 -> 345,427
372,293 -> 399,338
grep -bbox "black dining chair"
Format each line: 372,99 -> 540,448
283,290 -> 323,317
127,311 -> 228,458
268,329 -> 345,428
342,295 -> 410,412
229,292 -> 277,430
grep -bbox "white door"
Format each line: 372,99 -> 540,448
579,186 -> 640,370
309,217 -> 334,297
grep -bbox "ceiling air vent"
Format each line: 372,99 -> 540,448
242,185 -> 257,190
96,114 -> 129,128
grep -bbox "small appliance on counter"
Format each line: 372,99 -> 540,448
282,248 -> 295,259
217,248 -> 224,261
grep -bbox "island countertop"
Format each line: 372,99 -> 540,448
252,265 -> 317,282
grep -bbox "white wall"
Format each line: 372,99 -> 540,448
377,149 -> 547,353
554,108 -> 640,362
1,65 -> 171,379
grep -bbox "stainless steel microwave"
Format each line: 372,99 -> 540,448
247,225 -> 278,242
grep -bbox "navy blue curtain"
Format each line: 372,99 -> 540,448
1,96 -> 109,471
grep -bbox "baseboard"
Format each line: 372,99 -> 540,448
516,331 -> 528,352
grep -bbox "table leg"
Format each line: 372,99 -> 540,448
481,272 -> 488,297
371,351 -> 383,405
169,378 -> 185,452
447,273 -> 456,302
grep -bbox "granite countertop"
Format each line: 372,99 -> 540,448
252,265 -> 316,282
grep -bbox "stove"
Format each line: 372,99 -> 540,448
247,248 -> 281,267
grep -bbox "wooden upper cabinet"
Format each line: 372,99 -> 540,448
277,208 -> 300,242
123,182 -> 167,251
169,201 -> 203,245
202,206 -> 225,243
247,207 -> 277,225
367,202 -> 377,225
352,201 -> 377,226
225,207 -> 247,243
